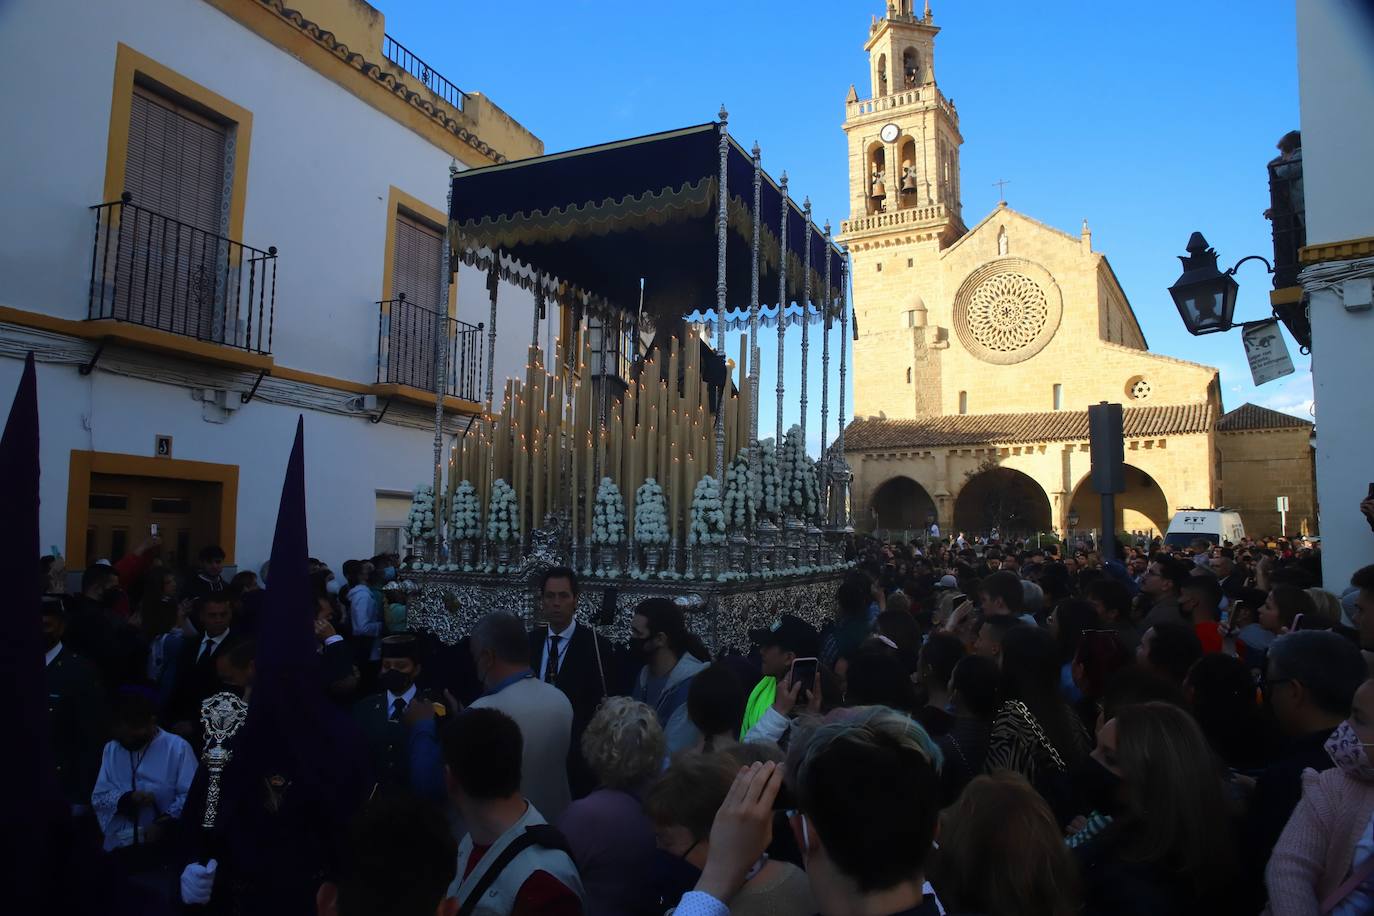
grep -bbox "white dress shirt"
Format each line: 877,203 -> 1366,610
386,684 -> 418,720
538,621 -> 577,681
45,641 -> 63,667
196,629 -> 230,663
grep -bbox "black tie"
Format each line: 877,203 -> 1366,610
545,635 -> 561,683
390,698 -> 406,721
198,638 -> 214,663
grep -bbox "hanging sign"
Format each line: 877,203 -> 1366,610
1242,319 -> 1295,386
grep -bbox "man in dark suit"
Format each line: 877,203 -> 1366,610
529,566 -> 618,798
167,594 -> 239,731
42,598 -> 108,814
353,635 -> 424,794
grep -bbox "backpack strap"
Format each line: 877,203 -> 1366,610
1320,852 -> 1374,914
456,824 -> 573,916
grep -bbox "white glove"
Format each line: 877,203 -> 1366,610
180,858 -> 218,905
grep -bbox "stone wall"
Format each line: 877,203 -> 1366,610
1219,427 -> 1317,536
850,427 -> 1216,537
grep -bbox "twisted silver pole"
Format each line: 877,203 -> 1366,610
820,222 -> 832,508
749,143 -> 761,453
484,260 -> 499,411
838,251 -> 850,528
714,106 -> 729,481
800,198 -> 812,454
775,173 -> 789,449
433,159 -> 458,560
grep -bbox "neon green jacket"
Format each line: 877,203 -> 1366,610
741,676 -> 777,739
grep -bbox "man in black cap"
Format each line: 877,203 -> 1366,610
353,634 -> 424,794
740,614 -> 821,738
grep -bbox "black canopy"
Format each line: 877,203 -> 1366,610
449,121 -> 844,325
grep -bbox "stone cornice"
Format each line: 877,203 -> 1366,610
207,0 -> 508,165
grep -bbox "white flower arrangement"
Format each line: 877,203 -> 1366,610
486,478 -> 519,544
689,474 -> 726,546
407,484 -> 438,546
722,448 -> 752,530
748,438 -> 781,520
634,478 -> 670,546
449,479 -> 482,542
593,477 -> 627,546
798,454 -> 820,519
778,425 -> 817,517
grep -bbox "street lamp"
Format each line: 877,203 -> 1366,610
1168,232 -> 1239,335
1067,509 -> 1079,528
1167,231 -> 1311,350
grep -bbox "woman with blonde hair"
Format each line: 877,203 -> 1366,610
1306,587 -> 1347,629
928,771 -> 1081,916
557,697 -> 666,916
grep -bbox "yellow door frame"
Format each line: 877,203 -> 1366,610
66,450 -> 239,569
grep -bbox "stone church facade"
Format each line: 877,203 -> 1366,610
837,3 -> 1310,541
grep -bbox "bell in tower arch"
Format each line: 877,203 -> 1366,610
871,163 -> 886,201
901,160 -> 918,193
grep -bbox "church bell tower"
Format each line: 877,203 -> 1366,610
839,1 -> 966,421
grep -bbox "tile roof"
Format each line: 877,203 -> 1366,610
1217,402 -> 1313,432
844,402 -> 1215,451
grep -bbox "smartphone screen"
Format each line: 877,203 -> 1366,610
789,657 -> 819,698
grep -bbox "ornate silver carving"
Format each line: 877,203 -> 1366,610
406,567 -> 848,653
199,691 -> 249,830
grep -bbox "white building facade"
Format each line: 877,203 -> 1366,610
0,0 -> 547,578
1295,0 -> 1374,590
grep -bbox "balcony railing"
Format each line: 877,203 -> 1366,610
88,194 -> 278,354
377,295 -> 484,402
382,34 -> 467,112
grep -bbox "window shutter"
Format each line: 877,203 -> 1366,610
391,214 -> 443,311
110,87 -> 231,339
387,214 -> 445,389
126,88 -> 226,234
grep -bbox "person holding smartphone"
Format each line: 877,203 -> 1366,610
740,615 -> 822,740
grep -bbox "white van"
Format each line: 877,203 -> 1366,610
1164,509 -> 1246,548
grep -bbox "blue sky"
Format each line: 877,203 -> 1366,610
383,0 -> 1308,448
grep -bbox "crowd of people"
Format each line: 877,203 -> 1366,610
36,518 -> 1374,915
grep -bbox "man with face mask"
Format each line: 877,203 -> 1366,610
352,635 -> 425,794
1240,630 -> 1368,911
42,597 -> 108,816
92,688 -> 197,857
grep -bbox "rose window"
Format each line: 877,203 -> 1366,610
953,260 -> 1062,365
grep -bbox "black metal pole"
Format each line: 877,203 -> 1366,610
1100,492 -> 1116,562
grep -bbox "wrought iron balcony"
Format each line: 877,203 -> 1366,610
382,34 -> 467,112
376,295 -> 484,402
87,194 -> 277,354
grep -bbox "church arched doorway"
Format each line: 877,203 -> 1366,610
953,465 -> 1052,540
869,475 -> 937,539
1067,464 -> 1170,543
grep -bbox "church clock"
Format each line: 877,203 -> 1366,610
880,122 -> 900,143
